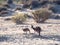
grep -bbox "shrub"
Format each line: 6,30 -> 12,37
32,8 -> 52,23
12,13 -> 27,24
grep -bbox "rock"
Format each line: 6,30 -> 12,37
55,15 -> 60,19
0,7 -> 7,12
7,0 -> 13,4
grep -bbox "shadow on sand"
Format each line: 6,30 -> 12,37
0,36 -> 10,42
23,33 -> 60,41
0,33 -> 60,42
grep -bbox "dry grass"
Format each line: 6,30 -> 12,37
32,8 -> 52,23
12,13 -> 28,24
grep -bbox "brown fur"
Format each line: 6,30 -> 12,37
23,28 -> 30,33
31,25 -> 42,36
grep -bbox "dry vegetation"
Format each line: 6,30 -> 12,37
12,13 -> 28,24
0,0 -> 60,45
32,8 -> 52,23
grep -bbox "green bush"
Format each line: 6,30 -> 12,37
32,8 -> 52,23
12,13 -> 27,24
